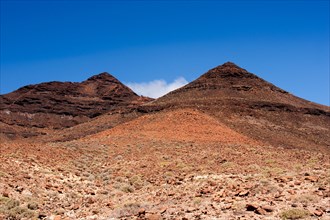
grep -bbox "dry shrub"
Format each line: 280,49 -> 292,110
279,208 -> 310,219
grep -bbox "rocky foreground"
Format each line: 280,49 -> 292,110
1,135 -> 329,219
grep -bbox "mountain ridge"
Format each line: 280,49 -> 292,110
1,62 -> 329,149
0,72 -> 152,138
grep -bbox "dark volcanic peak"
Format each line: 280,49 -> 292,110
214,61 -> 246,70
203,62 -> 257,79
139,61 -> 272,108
142,61 -> 329,112
86,72 -> 120,83
0,72 -> 151,131
182,61 -> 271,93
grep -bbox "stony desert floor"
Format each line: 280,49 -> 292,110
1,109 -> 329,220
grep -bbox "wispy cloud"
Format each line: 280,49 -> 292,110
126,77 -> 188,98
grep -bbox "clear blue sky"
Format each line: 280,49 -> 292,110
1,0 -> 329,105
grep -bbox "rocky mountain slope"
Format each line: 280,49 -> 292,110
0,72 -> 152,139
139,62 -> 330,151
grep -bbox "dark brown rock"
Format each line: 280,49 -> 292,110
2,191 -> 9,197
294,180 -> 302,185
159,207 -> 167,214
313,209 -> 323,216
138,208 -> 146,216
305,176 -> 318,182
238,190 -> 249,197
261,205 -> 274,212
255,207 -> 267,215
87,197 -> 96,204
246,204 -> 258,211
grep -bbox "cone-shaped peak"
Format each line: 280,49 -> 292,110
221,61 -> 242,68
86,72 -> 120,83
205,62 -> 255,79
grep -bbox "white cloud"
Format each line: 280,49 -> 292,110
126,77 -> 188,98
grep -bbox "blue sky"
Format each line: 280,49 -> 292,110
1,0 -> 329,105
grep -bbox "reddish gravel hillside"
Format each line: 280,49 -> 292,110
90,108 -> 258,145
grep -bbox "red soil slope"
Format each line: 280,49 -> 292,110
90,108 -> 258,145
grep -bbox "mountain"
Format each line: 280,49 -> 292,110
1,62 -> 329,220
138,62 -> 330,151
0,72 -> 152,138
140,62 -> 328,111
2,63 -> 328,148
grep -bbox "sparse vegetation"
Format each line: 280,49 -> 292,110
120,183 -> 135,193
246,163 -> 261,172
193,198 -> 202,205
293,194 -> 317,205
279,208 -> 310,219
220,161 -> 236,169
27,202 -> 38,210
232,201 -> 245,211
0,197 -> 37,219
129,175 -> 144,190
113,202 -> 142,218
